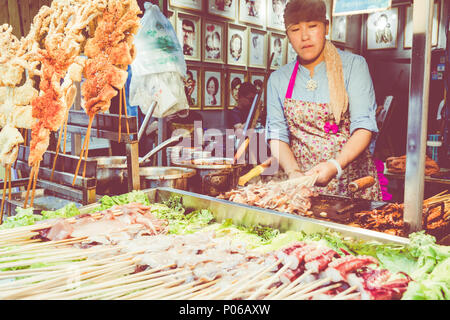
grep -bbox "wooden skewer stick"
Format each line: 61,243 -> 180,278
122,87 -> 130,136
267,270 -> 314,300
118,87 -> 123,143
30,162 -> 40,208
220,259 -> 281,300
72,115 -> 94,185
246,263 -> 291,300
282,277 -> 332,299
82,116 -> 94,179
286,283 -> 342,300
50,124 -> 65,181
0,166 -> 7,223
337,292 -> 361,300
331,285 -> 358,300
23,165 -> 36,209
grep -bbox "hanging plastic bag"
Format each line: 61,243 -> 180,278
129,3 -> 189,118
132,2 -> 186,76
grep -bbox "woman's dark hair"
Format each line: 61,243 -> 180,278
284,0 -> 327,30
207,76 -> 219,95
238,82 -> 257,99
231,77 -> 242,90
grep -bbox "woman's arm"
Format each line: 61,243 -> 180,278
269,139 -> 303,178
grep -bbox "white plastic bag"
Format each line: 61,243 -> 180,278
129,3 -> 188,118
129,72 -> 188,118
131,3 -> 186,76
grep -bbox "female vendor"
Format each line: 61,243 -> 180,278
266,0 -> 382,200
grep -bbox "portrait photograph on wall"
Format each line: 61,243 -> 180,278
176,12 -> 201,60
269,32 -> 286,69
203,20 -> 226,63
204,69 -> 223,109
404,2 -> 440,49
169,0 -> 203,12
366,7 -> 398,50
208,0 -> 237,20
239,0 -> 265,26
331,15 -> 347,43
227,24 -> 248,66
227,70 -> 247,108
249,72 -> 265,106
248,28 -> 267,68
267,0 -> 287,31
185,66 -> 201,109
286,42 -> 297,64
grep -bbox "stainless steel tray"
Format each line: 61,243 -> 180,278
80,187 -> 410,246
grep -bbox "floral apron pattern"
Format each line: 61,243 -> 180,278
283,61 -> 382,200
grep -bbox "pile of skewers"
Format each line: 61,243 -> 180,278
0,0 -> 141,219
0,202 -> 410,300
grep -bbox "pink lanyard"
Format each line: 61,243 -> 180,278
285,60 -> 300,100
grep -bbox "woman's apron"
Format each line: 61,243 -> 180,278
284,60 -> 382,201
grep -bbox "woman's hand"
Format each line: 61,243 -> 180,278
305,161 -> 338,186
287,169 -> 304,180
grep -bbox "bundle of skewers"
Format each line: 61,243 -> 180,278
0,203 -> 410,300
0,0 -> 141,220
351,191 -> 449,237
217,175 -> 319,216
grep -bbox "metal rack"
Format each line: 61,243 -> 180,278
67,109 -> 140,192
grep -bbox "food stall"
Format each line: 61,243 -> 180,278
0,0 -> 448,301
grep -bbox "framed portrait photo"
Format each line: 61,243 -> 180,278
239,0 -> 265,26
269,32 -> 286,69
168,10 -> 176,29
176,12 -> 201,61
286,42 -> 297,64
169,0 -> 203,12
184,66 -> 201,110
249,72 -> 266,106
331,15 -> 347,43
203,69 -> 224,110
203,20 -> 226,64
267,0 -> 287,31
323,0 -> 332,40
208,0 -> 237,20
248,28 -> 267,68
366,8 -> 398,50
227,70 -> 247,108
404,2 -> 440,49
227,24 -> 248,66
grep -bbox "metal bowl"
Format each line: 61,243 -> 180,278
139,167 -> 197,190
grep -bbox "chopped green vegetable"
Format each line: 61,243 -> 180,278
41,203 -> 80,220
0,207 -> 43,229
93,190 -> 151,212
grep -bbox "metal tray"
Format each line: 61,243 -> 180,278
80,187 -> 410,246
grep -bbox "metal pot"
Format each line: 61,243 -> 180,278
139,167 -> 196,190
175,158 -> 245,196
95,156 -> 128,195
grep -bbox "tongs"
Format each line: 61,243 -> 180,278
138,132 -> 189,165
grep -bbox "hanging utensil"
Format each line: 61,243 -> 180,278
138,101 -> 158,141
139,132 -> 189,165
